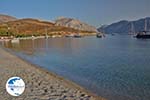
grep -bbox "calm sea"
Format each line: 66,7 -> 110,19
2,35 -> 150,100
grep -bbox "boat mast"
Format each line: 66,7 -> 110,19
45,28 -> 48,38
130,22 -> 135,35
144,19 -> 147,32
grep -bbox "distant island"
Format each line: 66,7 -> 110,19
98,17 -> 150,35
0,14 -> 98,38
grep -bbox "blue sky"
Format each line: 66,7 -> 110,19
0,0 -> 149,27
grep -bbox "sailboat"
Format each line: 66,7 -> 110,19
11,30 -> 20,43
45,28 -> 49,39
136,19 -> 150,39
129,22 -> 135,35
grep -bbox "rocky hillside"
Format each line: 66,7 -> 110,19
98,17 -> 150,34
0,18 -> 83,36
0,14 -> 17,23
55,17 -> 98,32
0,14 -> 98,37
0,18 -> 97,37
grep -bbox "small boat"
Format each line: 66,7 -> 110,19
135,19 -> 150,39
111,33 -> 115,36
74,34 -> 82,38
52,35 -> 57,38
65,34 -> 74,37
45,28 -> 49,39
96,33 -> 102,38
136,31 -> 150,39
11,38 -> 20,43
129,22 -> 135,35
45,35 -> 49,39
0,37 -> 11,42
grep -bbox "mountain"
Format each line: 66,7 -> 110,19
0,18 -> 94,37
0,14 -> 17,23
55,17 -> 98,32
98,17 -> 150,34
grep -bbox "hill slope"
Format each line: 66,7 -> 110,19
55,17 -> 98,32
98,17 -> 150,34
0,18 -> 92,37
0,14 -> 98,37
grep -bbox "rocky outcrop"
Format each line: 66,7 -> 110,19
55,17 -> 98,32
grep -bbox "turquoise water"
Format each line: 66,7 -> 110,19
2,35 -> 150,100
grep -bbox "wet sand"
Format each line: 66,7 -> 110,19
0,47 -> 105,100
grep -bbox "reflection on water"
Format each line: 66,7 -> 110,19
2,36 -> 150,100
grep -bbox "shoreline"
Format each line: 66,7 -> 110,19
0,46 -> 105,100
0,33 -> 98,41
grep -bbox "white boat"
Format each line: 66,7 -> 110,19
52,35 -> 56,38
65,34 -> 74,37
0,38 -> 11,42
11,38 -> 20,43
129,22 -> 135,35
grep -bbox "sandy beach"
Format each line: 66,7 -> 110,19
0,47 -> 105,100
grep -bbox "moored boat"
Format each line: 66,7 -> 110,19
96,33 -> 102,38
11,38 -> 20,43
65,34 -> 74,37
136,31 -> 150,39
135,19 -> 150,39
74,34 -> 82,38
